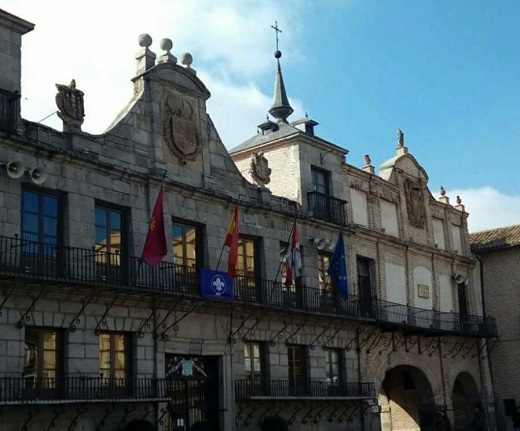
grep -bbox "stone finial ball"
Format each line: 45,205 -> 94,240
181,52 -> 193,66
138,34 -> 152,48
274,50 -> 282,59
160,38 -> 173,52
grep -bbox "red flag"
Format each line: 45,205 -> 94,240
141,186 -> 167,267
285,223 -> 302,286
225,204 -> 239,279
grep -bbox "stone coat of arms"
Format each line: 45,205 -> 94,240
163,94 -> 201,164
55,79 -> 85,126
251,152 -> 271,187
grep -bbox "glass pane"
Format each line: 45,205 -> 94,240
172,224 -> 184,264
42,369 -> 56,380
114,369 -> 126,380
44,216 -> 57,238
252,344 -> 260,358
43,350 -> 56,369
96,227 -> 107,248
110,211 -> 121,231
23,191 -> 39,213
23,213 -> 39,234
99,351 -> 111,372
244,358 -> 251,372
245,241 -> 254,257
114,335 -> 126,352
99,334 -> 111,351
114,352 -> 125,369
43,331 -> 56,349
43,196 -> 58,216
252,358 -> 260,372
95,207 -> 107,227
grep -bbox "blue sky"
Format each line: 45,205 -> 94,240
3,0 -> 520,231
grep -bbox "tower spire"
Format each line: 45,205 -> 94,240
268,22 -> 293,123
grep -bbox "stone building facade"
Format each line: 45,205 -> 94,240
0,8 -> 497,431
471,225 -> 520,430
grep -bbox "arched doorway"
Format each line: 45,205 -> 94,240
452,372 -> 482,431
379,365 -> 437,431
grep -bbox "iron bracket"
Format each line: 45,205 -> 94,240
161,301 -> 199,341
428,336 -> 443,357
345,326 -> 360,352
327,404 -> 346,422
67,405 -> 88,431
230,308 -> 256,341
309,323 -> 334,350
347,402 -> 362,422
94,293 -> 121,335
157,407 -> 169,426
17,284 -> 45,329
285,320 -> 306,345
321,323 -> 344,349
358,327 -> 380,351
270,318 -> 294,346
378,332 -> 394,355
337,404 -> 356,423
474,339 -> 489,359
302,405 -> 323,424
69,289 -> 96,332
462,339 -> 479,359
0,283 -> 16,317
140,404 -> 155,421
96,403 -> 117,431
154,301 -> 181,339
241,314 -> 265,341
21,406 -> 41,431
288,404 -> 306,424
312,405 -> 329,424
46,405 -> 66,431
405,335 -> 420,353
117,404 -> 138,430
257,403 -> 277,425
366,330 -> 385,354
444,337 -> 464,358
137,307 -> 156,338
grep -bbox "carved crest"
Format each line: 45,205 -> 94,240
404,178 -> 426,229
55,79 -> 85,126
163,94 -> 201,164
251,152 -> 271,187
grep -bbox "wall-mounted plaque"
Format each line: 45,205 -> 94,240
417,284 -> 429,299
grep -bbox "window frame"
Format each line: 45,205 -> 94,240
99,332 -> 132,390
317,251 -> 333,293
244,341 -> 267,381
236,235 -> 260,279
94,203 -> 127,257
171,219 -> 201,269
311,167 -> 330,196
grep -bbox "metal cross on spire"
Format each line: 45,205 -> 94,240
271,21 -> 282,51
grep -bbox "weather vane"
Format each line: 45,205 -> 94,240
271,21 -> 282,51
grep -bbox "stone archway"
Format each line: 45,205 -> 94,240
452,372 -> 481,431
379,365 -> 436,431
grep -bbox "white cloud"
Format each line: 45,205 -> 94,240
2,0 -> 305,145
450,187 -> 520,233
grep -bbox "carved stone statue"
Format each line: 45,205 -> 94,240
251,152 -> 271,187
404,179 -> 426,229
55,79 -> 85,128
397,129 -> 404,148
162,94 -> 201,164
364,154 -> 371,165
440,186 -> 446,197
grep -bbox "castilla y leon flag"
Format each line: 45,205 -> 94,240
224,204 -> 239,280
141,186 -> 167,267
285,223 -> 302,286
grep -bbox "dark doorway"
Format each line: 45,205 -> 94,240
287,345 -> 307,396
457,282 -> 469,325
357,257 -> 374,317
165,354 -> 220,431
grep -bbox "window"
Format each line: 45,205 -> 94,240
317,252 -> 332,293
287,345 -> 307,396
325,348 -> 341,385
244,342 -> 265,380
237,237 -> 258,278
311,167 -> 330,195
172,222 -> 198,268
24,328 -> 62,396
22,189 -> 61,255
357,257 -> 374,317
95,205 -> 125,259
99,333 -> 131,395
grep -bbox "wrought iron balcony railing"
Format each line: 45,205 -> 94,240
0,377 -> 196,404
307,191 -> 346,225
0,89 -> 18,133
0,236 -> 497,337
372,299 -> 498,338
235,379 -> 375,400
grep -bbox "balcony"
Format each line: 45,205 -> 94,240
372,299 -> 498,338
0,89 -> 18,133
235,379 -> 375,400
0,236 -> 497,337
307,191 -> 346,225
0,377 -> 186,405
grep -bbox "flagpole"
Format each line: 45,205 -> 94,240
133,171 -> 169,287
268,210 -> 299,303
216,195 -> 243,272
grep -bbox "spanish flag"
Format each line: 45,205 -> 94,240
225,204 -> 239,279
141,186 -> 167,267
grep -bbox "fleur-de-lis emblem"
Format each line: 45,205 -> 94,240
212,275 -> 226,296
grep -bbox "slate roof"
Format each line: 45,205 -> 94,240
469,224 -> 520,252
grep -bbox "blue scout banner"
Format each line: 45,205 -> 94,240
200,269 -> 233,302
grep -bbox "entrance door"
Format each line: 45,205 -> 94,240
165,355 -> 220,431
357,257 -> 373,317
288,345 -> 307,396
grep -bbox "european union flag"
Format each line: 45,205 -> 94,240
201,269 -> 233,302
327,232 -> 348,300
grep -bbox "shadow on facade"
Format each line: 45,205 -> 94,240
452,372 -> 482,431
